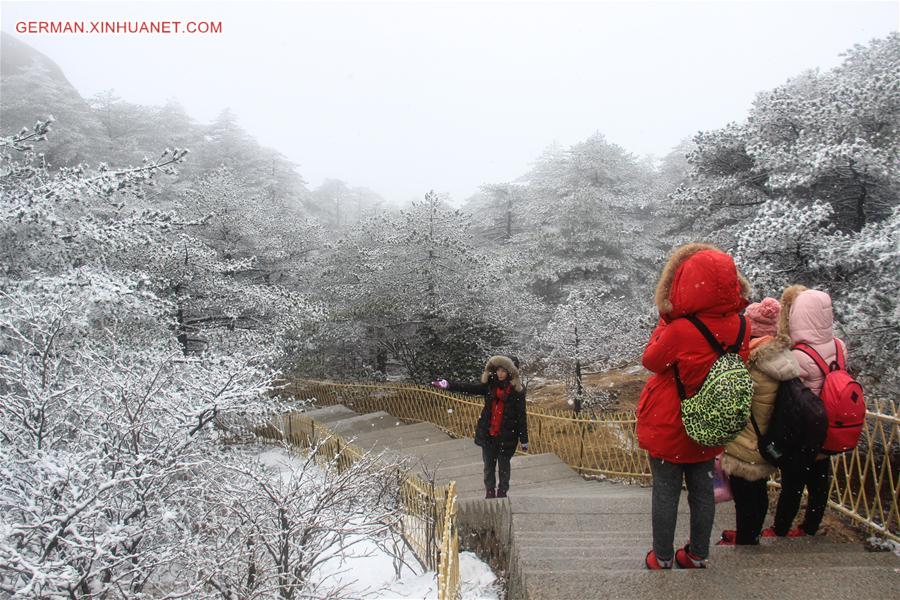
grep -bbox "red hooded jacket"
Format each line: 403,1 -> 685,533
636,245 -> 751,463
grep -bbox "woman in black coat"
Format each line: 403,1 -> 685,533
432,355 -> 529,498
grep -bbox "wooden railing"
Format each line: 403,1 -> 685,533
256,410 -> 461,600
288,380 -> 900,543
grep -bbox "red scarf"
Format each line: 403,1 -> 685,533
489,383 -> 510,437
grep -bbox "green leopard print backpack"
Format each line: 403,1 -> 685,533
676,315 -> 753,447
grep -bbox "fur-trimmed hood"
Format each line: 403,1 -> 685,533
750,334 -> 801,382
778,285 -> 834,346
480,355 -> 523,392
654,243 -> 751,319
777,284 -> 807,340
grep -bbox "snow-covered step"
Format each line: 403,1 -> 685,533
432,453 -> 565,484
349,421 -> 452,450
298,404 -> 358,424
401,437 -> 482,464
454,460 -> 582,495
325,410 -> 399,435
508,480 -> 601,497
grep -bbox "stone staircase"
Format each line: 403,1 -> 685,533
298,405 -> 899,599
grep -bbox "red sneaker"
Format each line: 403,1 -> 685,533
645,550 -> 673,570
761,527 -> 779,538
675,544 -> 707,569
716,530 -> 736,546
485,489 -> 496,499
497,489 -> 508,498
786,527 -> 808,538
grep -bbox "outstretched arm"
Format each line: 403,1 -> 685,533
444,381 -> 488,395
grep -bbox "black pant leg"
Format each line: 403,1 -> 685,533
730,475 -> 770,544
497,453 -> 512,493
482,443 -> 498,492
749,478 -> 771,540
730,475 -> 753,541
801,459 -> 831,535
773,464 -> 806,535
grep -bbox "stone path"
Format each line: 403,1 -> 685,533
300,405 -> 899,599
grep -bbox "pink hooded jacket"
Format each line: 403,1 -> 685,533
779,287 -> 847,396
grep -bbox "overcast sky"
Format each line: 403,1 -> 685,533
2,1 -> 898,204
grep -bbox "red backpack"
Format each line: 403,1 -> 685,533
793,341 -> 866,453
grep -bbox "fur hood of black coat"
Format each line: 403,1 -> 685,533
480,355 -> 524,393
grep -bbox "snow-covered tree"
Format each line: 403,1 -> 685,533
745,36 -> 899,232
677,34 -> 900,402
177,164 -> 324,285
735,201 -> 900,399
313,191 -> 507,381
0,36 -> 108,167
672,33 -> 899,244
734,199 -> 835,294
542,288 -> 651,412
192,108 -> 312,209
463,183 -> 529,245
185,445 -> 407,599
510,134 -> 661,303
0,120 -> 335,596
309,178 -> 386,231
1,118 -> 188,278
817,207 -> 900,398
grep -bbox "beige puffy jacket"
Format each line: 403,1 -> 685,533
721,334 -> 800,481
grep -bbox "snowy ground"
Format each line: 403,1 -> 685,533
867,536 -> 900,558
257,449 -> 501,599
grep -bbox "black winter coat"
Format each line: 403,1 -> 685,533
447,380 -> 528,457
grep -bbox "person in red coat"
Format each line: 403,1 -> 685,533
638,243 -> 751,569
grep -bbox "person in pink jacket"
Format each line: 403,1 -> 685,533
766,285 -> 846,537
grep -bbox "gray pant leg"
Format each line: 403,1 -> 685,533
683,459 -> 716,559
649,457 -> 683,562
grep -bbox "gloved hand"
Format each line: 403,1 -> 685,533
521,443 -> 529,452
430,379 -> 449,389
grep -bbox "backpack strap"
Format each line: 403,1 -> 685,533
792,343 -> 832,375
749,413 -> 763,438
685,315 -> 724,356
673,363 -> 687,401
730,314 -> 747,353
686,314 -> 746,356
834,339 -> 846,371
